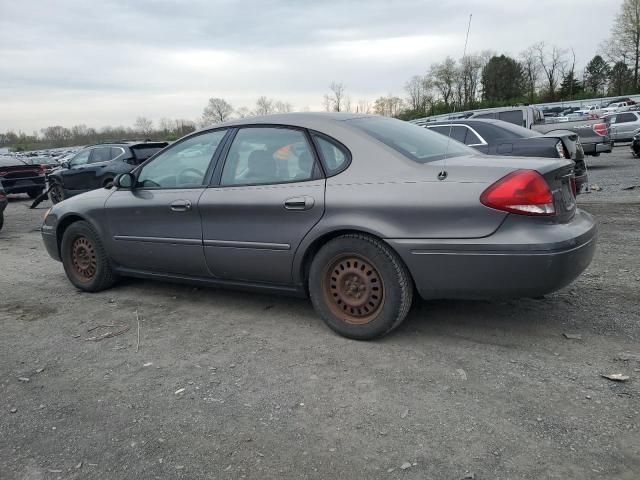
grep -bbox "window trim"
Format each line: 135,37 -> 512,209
426,124 -> 488,147
131,129 -> 230,190
210,124 -> 324,188
111,146 -> 126,161
309,130 -> 352,177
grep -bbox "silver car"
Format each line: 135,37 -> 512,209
41,113 -> 596,339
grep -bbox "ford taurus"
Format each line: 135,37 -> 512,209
41,113 -> 596,339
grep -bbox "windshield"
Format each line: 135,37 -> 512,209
348,117 -> 475,163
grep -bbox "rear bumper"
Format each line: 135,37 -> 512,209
1,176 -> 46,194
386,209 -> 597,300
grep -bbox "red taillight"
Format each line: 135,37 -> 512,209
39,165 -> 47,174
593,123 -> 608,136
481,170 -> 555,216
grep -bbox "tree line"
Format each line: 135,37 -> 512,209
3,0 -> 639,151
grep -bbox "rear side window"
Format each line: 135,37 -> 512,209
312,134 -> 350,175
427,125 -> 467,144
133,145 -> 167,160
498,110 -> 524,127
617,112 -> 637,123
474,113 -> 495,120
89,146 -> 112,163
111,147 -> 125,159
349,117 -> 474,163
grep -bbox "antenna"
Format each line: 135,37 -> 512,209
440,13 -> 473,181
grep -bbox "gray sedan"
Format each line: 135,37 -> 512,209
41,113 -> 596,339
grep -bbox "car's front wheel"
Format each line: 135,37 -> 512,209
49,181 -> 66,204
309,234 -> 413,340
61,221 -> 117,292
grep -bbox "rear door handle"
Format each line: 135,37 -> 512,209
284,196 -> 314,211
170,200 -> 192,212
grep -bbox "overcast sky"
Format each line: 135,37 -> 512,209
0,0 -> 623,132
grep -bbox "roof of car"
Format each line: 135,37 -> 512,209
85,140 -> 168,148
199,112 -> 375,131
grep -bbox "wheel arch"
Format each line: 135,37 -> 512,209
296,227 -> 410,291
56,214 -> 91,256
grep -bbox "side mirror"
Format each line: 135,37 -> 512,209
113,172 -> 135,190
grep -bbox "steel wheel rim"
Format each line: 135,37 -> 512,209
51,184 -> 63,203
71,236 -> 97,281
322,254 -> 384,325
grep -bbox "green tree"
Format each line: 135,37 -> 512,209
559,71 -> 583,99
481,55 -> 525,102
584,55 -> 611,95
609,61 -> 633,95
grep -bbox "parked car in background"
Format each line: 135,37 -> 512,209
605,111 -> 640,142
23,155 -> 62,173
0,155 -> 46,198
630,132 -> 640,157
0,182 -> 6,231
603,102 -> 631,114
575,105 -> 604,117
42,113 -> 595,340
423,119 -> 588,193
48,140 -> 168,204
412,106 -> 611,157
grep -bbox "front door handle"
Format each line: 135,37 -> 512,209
284,196 -> 314,211
170,200 -> 192,212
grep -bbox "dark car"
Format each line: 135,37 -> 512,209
23,155 -> 62,173
0,155 -> 46,198
42,113 -> 596,340
48,141 -> 168,204
0,182 -> 7,231
424,119 -> 588,193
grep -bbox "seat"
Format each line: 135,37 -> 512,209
243,150 -> 276,184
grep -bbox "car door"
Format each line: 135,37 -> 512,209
104,130 -> 229,276
61,149 -> 92,191
611,112 -> 639,140
71,146 -> 114,191
199,126 -> 325,285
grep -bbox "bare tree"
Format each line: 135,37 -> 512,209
235,106 -> 252,118
534,42 -> 566,101
429,57 -> 457,107
459,54 -> 485,108
202,97 -> 234,125
274,101 -> 293,113
520,46 -> 541,103
404,75 -> 431,114
356,99 -> 372,114
327,82 -> 346,112
134,117 -> 154,136
254,96 -> 275,116
373,95 -> 405,117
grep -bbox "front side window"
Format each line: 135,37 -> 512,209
221,128 -> 316,186
349,117 -> 474,163
427,125 -> 467,144
313,134 -> 349,175
70,150 -> 91,166
136,130 -> 226,189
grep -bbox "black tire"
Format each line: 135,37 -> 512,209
49,181 -> 66,204
0,213 -> 4,231
61,221 -> 117,292
27,189 -> 43,199
308,234 -> 413,340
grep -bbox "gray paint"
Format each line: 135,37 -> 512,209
42,113 -> 596,300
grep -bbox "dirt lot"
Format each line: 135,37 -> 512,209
1,147 -> 639,480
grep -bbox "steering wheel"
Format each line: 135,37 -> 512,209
178,168 -> 204,185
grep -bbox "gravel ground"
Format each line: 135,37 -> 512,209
1,146 -> 639,480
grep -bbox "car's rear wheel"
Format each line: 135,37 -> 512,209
61,221 -> 117,292
49,181 -> 65,204
0,212 -> 4,231
27,188 -> 43,199
309,234 -> 413,340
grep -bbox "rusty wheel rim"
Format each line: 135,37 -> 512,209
322,254 -> 384,325
71,236 -> 97,281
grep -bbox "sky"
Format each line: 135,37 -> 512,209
0,0 -> 623,132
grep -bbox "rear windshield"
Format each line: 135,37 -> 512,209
348,117 -> 474,163
132,144 -> 167,160
486,121 -> 540,139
